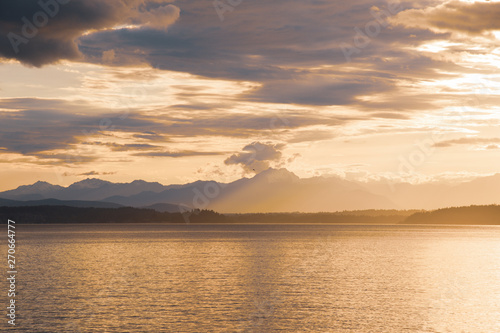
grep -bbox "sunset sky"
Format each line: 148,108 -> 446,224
1,0 -> 500,191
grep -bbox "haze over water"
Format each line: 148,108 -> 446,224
3,223 -> 500,332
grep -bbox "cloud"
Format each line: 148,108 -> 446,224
486,144 -> 499,150
85,142 -> 163,152
133,131 -> 168,142
102,49 -> 115,63
287,130 -> 335,143
134,150 -> 223,157
0,98 -> 353,163
391,1 -> 500,35
246,77 -> 392,106
433,137 -> 500,148
0,99 -> 166,155
78,171 -> 117,176
34,152 -> 98,164
370,112 -> 410,120
135,3 -> 180,30
0,0 -> 179,66
75,0 -> 449,107
131,112 -> 349,139
224,142 -> 286,173
1,0 -> 462,109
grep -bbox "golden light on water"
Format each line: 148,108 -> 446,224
10,225 -> 500,331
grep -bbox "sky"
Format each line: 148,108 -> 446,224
1,0 -> 500,191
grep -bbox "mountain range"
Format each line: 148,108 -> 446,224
1,168 -> 499,213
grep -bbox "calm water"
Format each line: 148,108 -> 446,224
2,224 -> 500,332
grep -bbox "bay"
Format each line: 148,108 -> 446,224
2,224 -> 500,332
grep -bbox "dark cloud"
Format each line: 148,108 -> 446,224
0,99 -> 166,155
75,0 -> 450,107
78,171 -> 117,176
224,142 -> 285,173
133,131 -> 169,142
0,0 -> 179,66
246,77 -> 391,106
1,0 -> 466,108
0,108 -> 81,154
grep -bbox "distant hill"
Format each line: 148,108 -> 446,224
228,211 -> 414,224
0,198 -> 123,209
1,204 -> 498,225
402,205 -> 500,225
142,202 -> 191,213
334,209 -> 422,217
0,206 -> 416,224
0,206 -> 225,224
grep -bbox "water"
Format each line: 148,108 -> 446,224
2,223 -> 500,332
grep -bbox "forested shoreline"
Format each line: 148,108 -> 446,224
1,205 -> 498,225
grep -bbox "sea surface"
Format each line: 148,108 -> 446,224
2,223 -> 500,332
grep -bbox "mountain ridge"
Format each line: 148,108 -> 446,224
1,169 -> 499,212
0,198 -> 123,209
